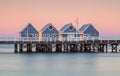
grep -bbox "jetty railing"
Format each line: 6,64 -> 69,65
0,37 -> 80,41
0,37 -> 120,41
0,37 -> 120,53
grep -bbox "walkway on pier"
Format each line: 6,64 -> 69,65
0,37 -> 120,53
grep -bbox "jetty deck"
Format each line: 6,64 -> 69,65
0,39 -> 120,53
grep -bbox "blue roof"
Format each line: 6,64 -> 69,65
60,23 -> 79,34
41,23 -> 51,31
20,23 -> 38,33
20,23 -> 38,37
79,24 -> 91,32
60,24 -> 70,31
60,23 -> 74,31
41,23 -> 58,32
79,24 -> 99,36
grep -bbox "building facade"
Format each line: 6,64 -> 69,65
19,23 -> 38,40
79,24 -> 99,40
59,23 -> 79,41
39,23 -> 59,41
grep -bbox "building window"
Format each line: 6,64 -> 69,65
47,34 -> 50,37
69,25 -> 74,31
52,34 -> 57,37
50,34 -> 52,37
44,34 -> 46,37
43,34 -> 45,37
48,25 -> 54,31
30,34 -> 34,37
35,34 -> 38,37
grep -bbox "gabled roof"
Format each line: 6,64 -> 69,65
60,23 -> 76,32
41,23 -> 57,32
20,23 -> 38,33
60,24 -> 69,31
79,24 -> 92,32
79,23 -> 99,36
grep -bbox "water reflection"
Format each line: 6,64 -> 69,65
0,53 -> 120,76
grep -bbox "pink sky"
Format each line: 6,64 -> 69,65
0,0 -> 120,37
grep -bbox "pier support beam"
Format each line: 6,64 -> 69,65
56,44 -> 62,53
70,44 -> 76,52
84,44 -> 91,52
14,44 -> 18,53
38,44 -> 42,52
36,44 -> 39,52
91,43 -> 96,52
41,44 -> 45,52
63,44 -> 66,52
105,44 -> 108,53
45,44 -> 48,52
27,44 -> 32,53
98,44 -> 105,53
48,44 -> 52,53
66,44 -> 69,52
80,44 -> 83,52
111,44 -> 118,53
75,44 -> 78,52
19,44 -> 23,53
40,44 -> 49,52
45,43 -> 52,53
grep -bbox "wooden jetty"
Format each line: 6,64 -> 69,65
0,40 -> 120,53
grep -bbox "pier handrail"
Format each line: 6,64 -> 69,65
0,37 -> 120,42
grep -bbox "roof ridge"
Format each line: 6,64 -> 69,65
20,23 -> 32,33
83,24 -> 91,32
79,24 -> 91,32
41,23 -> 49,31
41,23 -> 58,32
29,24 -> 38,33
61,23 -> 73,33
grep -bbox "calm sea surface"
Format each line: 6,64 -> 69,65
0,45 -> 120,76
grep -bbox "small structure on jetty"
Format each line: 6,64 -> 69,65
59,23 -> 79,41
1,23 -> 113,53
19,23 -> 99,41
39,23 -> 59,41
19,23 -> 38,40
79,24 -> 99,40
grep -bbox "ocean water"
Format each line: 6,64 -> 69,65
0,45 -> 120,76
0,53 -> 120,76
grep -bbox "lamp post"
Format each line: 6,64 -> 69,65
76,18 -> 79,41
27,27 -> 29,40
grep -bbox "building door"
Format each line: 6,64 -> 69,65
80,34 -> 84,41
67,34 -> 75,41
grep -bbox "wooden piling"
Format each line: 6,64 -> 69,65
84,44 -> 91,52
19,43 -> 23,53
41,44 -> 45,52
14,44 -> 18,53
98,44 -> 105,53
0,40 -> 120,53
111,44 -> 118,53
80,44 -> 83,52
92,43 -> 96,52
36,44 -> 39,52
27,43 -> 32,53
70,44 -> 76,52
105,44 -> 108,53
66,44 -> 69,52
56,44 -> 62,52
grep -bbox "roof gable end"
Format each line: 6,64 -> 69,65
20,23 -> 38,33
79,24 -> 91,32
60,23 -> 76,33
41,23 -> 58,33
84,24 -> 99,36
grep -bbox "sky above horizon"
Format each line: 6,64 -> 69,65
0,0 -> 120,37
